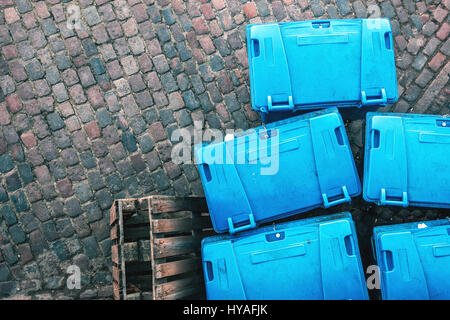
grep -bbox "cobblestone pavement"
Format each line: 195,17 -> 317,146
0,0 -> 448,299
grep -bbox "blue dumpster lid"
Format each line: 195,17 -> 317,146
364,112 -> 450,208
195,108 -> 361,234
202,212 -> 369,300
372,218 -> 450,300
247,18 -> 398,113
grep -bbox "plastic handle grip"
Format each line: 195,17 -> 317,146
380,188 -> 408,207
227,214 -> 256,234
382,250 -> 394,272
204,261 -> 214,281
267,95 -> 294,112
361,88 -> 387,106
322,186 -> 351,208
371,129 -> 380,148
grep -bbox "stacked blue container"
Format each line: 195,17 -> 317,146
364,112 -> 450,300
195,108 -> 361,234
247,19 -> 398,122
364,112 -> 450,208
202,213 -> 368,300
372,219 -> 450,300
193,18 -> 448,300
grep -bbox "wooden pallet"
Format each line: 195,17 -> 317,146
110,196 -> 213,300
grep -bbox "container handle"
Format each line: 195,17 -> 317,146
361,88 -> 387,106
380,188 -> 408,207
322,186 -> 351,208
267,95 -> 294,112
227,214 -> 256,234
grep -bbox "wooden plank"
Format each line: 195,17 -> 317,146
124,226 -> 150,242
153,235 -> 201,259
141,291 -> 153,300
160,287 -> 201,300
126,292 -> 141,300
148,197 -> 158,304
150,196 -> 208,214
152,216 -> 212,234
112,266 -> 120,283
110,224 -> 118,241
110,202 -> 117,225
118,201 -> 127,300
111,244 -> 119,264
113,280 -> 120,300
154,276 -> 202,300
155,258 -> 200,279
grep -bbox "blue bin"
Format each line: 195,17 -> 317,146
372,219 -> 450,300
247,19 -> 398,118
363,112 -> 450,208
202,212 -> 369,300
195,108 -> 361,234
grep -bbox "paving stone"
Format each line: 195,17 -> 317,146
5,171 -> 22,192
46,113 -> 65,131
1,205 -> 17,226
82,6 -> 101,26
31,201 -> 51,222
55,53 -> 72,70
90,58 -> 106,75
0,155 -> 14,173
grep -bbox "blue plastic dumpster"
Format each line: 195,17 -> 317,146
202,212 -> 369,300
363,112 -> 450,208
195,108 -> 361,234
247,18 -> 398,119
372,218 -> 450,300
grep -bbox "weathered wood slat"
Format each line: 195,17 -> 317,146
110,225 -> 118,241
125,292 -> 141,300
154,276 -> 202,300
161,287 -> 201,300
141,291 -> 153,300
111,244 -> 119,264
153,235 -> 201,259
150,197 -> 208,214
113,280 -> 120,300
152,216 -> 212,234
118,201 -> 127,300
110,202 -> 117,225
112,266 -> 120,282
154,258 -> 200,279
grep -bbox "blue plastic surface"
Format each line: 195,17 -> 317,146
364,112 -> 450,208
372,219 -> 450,300
202,212 -> 369,300
247,19 -> 398,115
195,108 -> 361,234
